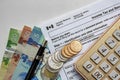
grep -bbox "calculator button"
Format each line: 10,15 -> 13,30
90,53 -> 102,64
113,29 -> 120,41
105,37 -> 117,49
92,69 -> 104,80
115,46 -> 120,56
100,61 -> 111,73
109,70 -> 120,80
107,54 -> 119,65
83,61 -> 94,72
116,64 -> 120,72
98,45 -> 109,56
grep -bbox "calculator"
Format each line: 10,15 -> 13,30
75,18 -> 120,80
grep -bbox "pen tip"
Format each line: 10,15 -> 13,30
43,40 -> 47,47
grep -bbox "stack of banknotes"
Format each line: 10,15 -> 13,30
0,26 -> 61,80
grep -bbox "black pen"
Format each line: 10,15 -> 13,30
25,40 -> 47,80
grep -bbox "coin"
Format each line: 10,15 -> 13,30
56,51 -> 64,62
67,44 -> 77,55
51,53 -> 58,63
54,51 -> 67,62
46,63 -> 60,73
70,40 -> 82,53
64,45 -> 74,57
44,66 -> 58,78
53,51 -> 60,62
61,47 -> 70,58
47,56 -> 63,71
59,51 -> 68,62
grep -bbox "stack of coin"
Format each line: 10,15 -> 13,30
53,40 -> 82,62
47,55 -> 63,73
47,40 -> 82,63
43,52 -> 64,79
43,40 -> 82,79
60,40 -> 82,61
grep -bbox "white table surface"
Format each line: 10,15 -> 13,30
0,0 -> 98,64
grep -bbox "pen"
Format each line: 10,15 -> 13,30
25,40 -> 47,80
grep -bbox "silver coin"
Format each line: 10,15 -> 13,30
45,63 -> 60,73
54,51 -> 61,62
48,56 -> 63,70
51,53 -> 59,63
56,51 -> 64,62
58,51 -> 68,62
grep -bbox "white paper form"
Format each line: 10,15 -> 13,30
40,0 -> 120,80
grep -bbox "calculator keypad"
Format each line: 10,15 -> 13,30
115,46 -> 120,56
83,61 -> 94,72
100,61 -> 111,73
98,45 -> 109,56
107,54 -> 119,65
113,30 -> 120,41
109,70 -> 120,80
75,19 -> 120,80
92,69 -> 104,80
90,53 -> 102,64
105,37 -> 117,49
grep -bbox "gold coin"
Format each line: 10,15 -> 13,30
61,47 -> 70,58
67,44 -> 77,55
64,45 -> 74,57
70,40 -> 82,53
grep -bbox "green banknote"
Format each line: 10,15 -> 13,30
6,28 -> 21,51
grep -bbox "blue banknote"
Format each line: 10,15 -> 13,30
27,26 -> 44,47
11,54 -> 37,80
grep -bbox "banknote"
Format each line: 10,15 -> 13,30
11,53 -> 48,80
0,28 -> 20,80
27,26 -> 44,47
27,26 -> 51,80
22,26 -> 43,57
11,53 -> 33,80
0,50 -> 14,80
3,51 -> 21,80
3,26 -> 32,80
12,26 -> 51,80
18,26 -> 32,45
25,26 -> 46,57
11,26 -> 42,80
11,47 -> 50,80
17,26 -> 32,53
28,27 -> 51,80
6,28 -> 21,51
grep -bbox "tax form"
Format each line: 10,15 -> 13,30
40,0 -> 120,79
